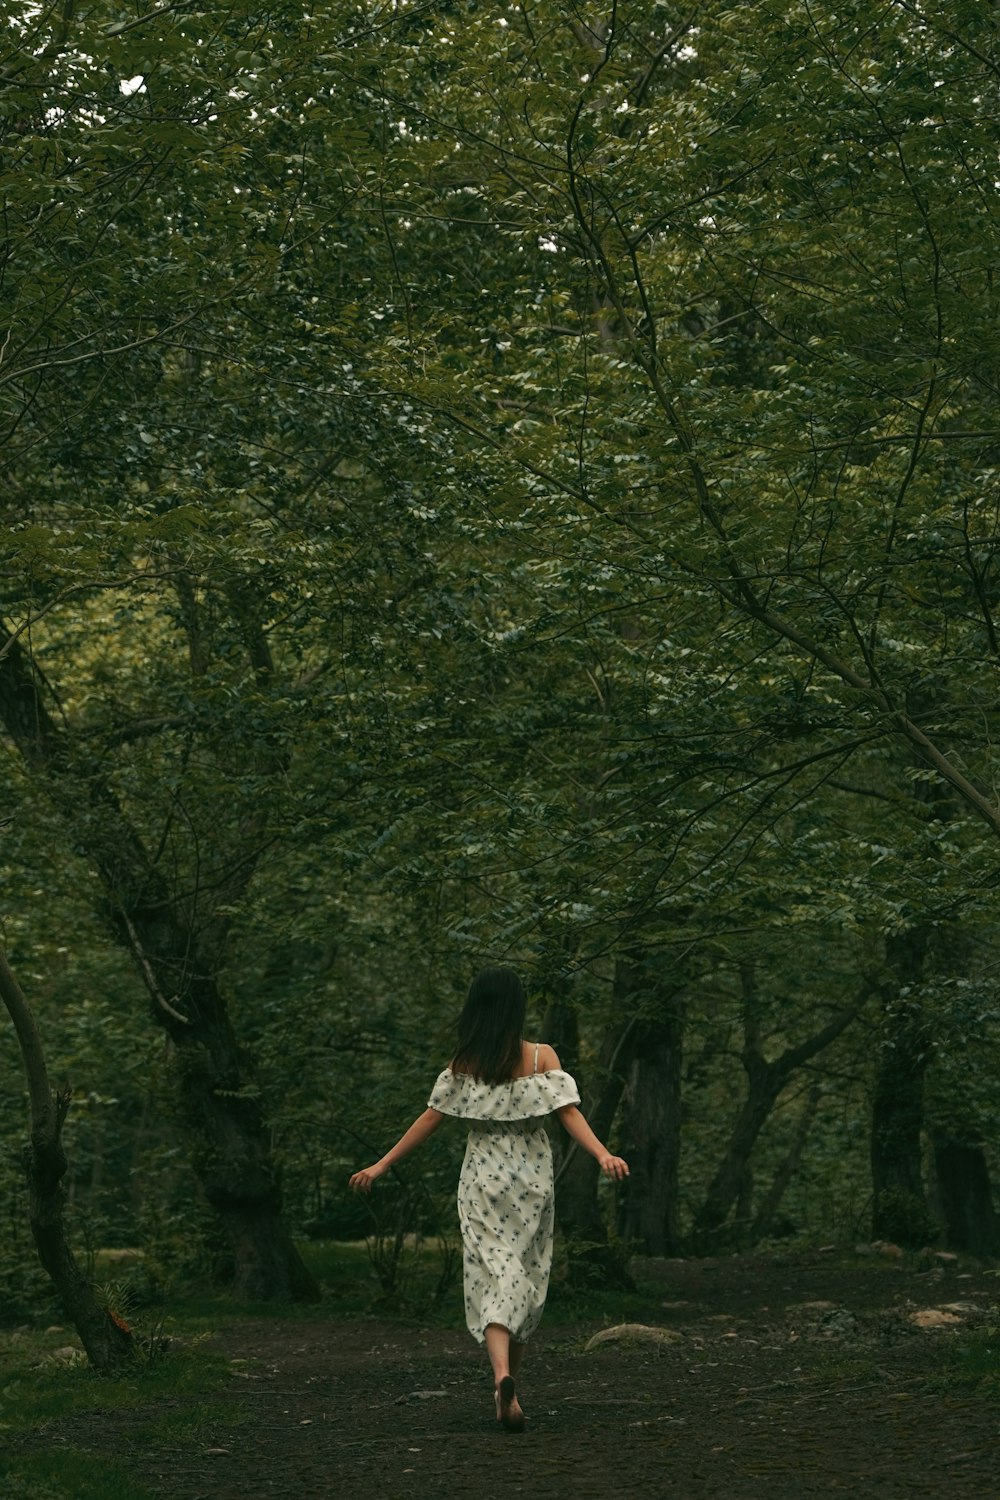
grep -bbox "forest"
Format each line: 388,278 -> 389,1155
2,2 -> 1000,1494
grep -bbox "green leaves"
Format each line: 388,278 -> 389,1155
2,0 -> 999,1265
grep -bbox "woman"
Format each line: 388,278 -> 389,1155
349,965 -> 629,1432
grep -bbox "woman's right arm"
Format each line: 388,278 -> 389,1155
556,1104 -> 629,1180
348,1107 -> 444,1193
544,1044 -> 629,1180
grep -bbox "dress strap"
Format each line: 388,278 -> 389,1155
533,1041 -> 540,1074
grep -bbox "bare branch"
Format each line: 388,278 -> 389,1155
104,1 -> 195,38
118,910 -> 190,1026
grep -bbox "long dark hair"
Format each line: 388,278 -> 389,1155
451,966 -> 526,1084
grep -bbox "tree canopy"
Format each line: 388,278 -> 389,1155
2,1 -> 999,1326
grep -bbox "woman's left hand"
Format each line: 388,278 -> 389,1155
599,1154 -> 629,1181
349,1163 -> 385,1193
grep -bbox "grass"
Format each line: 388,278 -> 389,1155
301,1238 -> 670,1333
0,1322 -> 243,1500
0,1236 -> 468,1500
0,1233 -> 673,1494
939,1323 -> 1000,1395
9,1234 -> 993,1498
2,1449 -> 156,1500
0,1336 -> 235,1430
151,1239 -> 462,1323
86,1237 -> 683,1334
545,1276 -> 668,1330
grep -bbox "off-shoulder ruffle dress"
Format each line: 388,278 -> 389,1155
428,1063 -> 580,1345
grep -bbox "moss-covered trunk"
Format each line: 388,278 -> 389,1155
1,948 -> 135,1373
870,929 -> 934,1246
0,622 -> 319,1303
618,994 -> 686,1257
543,990 -> 635,1289
932,1129 -> 998,1257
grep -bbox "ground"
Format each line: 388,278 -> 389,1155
17,1249 -> 1000,1498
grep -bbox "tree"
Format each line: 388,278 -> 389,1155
0,0 -> 368,1299
349,0 -> 1000,1243
5,0 -> 999,1292
0,946 -> 135,1370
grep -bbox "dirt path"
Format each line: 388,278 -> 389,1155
39,1252 -> 1000,1497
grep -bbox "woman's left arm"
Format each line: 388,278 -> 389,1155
556,1104 -> 629,1180
349,1107 -> 445,1193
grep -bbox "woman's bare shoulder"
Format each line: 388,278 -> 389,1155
509,1039 -> 558,1079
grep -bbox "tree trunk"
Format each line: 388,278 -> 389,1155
541,994 -> 581,1079
543,990 -> 635,1289
735,1163 -> 754,1241
870,928 -> 935,1246
0,947 -> 136,1372
691,1067 -> 782,1249
0,621 -> 319,1303
168,982 -> 319,1300
692,963 -> 863,1248
752,1084 -> 821,1241
931,1128 -> 999,1257
924,915 -> 990,1254
618,989 -> 685,1256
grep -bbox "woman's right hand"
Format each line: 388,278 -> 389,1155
599,1154 -> 630,1181
349,1162 -> 386,1194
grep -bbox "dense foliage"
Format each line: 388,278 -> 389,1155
2,0 -> 998,1319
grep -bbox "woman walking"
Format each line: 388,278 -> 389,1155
349,965 -> 629,1432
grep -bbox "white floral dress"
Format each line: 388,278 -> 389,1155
428,1046 -> 580,1345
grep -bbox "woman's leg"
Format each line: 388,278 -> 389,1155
483,1327 -> 526,1381
484,1322 -> 511,1384
485,1323 -> 525,1428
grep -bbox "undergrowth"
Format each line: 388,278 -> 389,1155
1,1450 -> 155,1500
941,1323 -> 1000,1395
0,1325 -> 239,1500
3,1237 -> 996,1500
